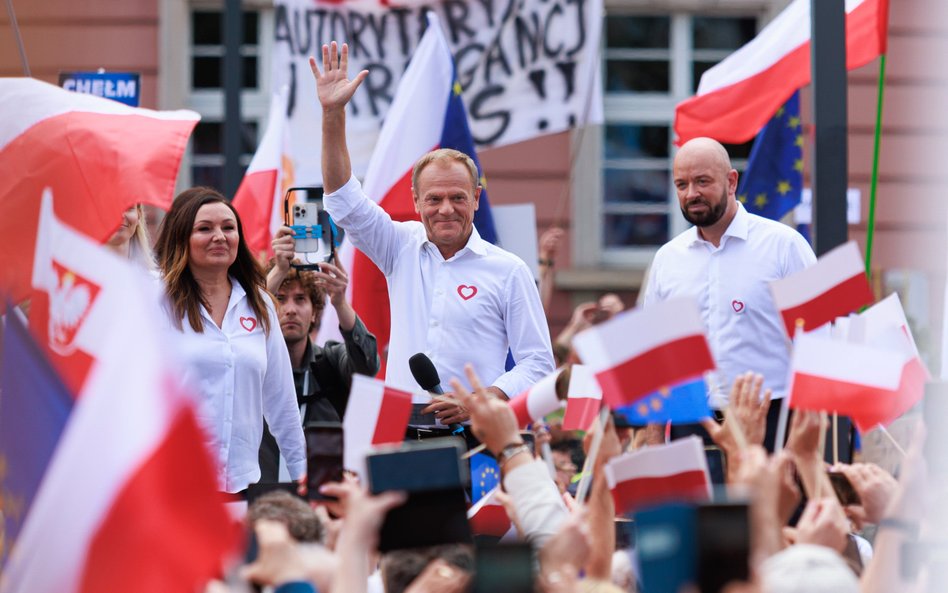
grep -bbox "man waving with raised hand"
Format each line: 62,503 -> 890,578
310,43 -> 554,435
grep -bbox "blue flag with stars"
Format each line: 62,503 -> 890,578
0,307 -> 74,566
737,91 -> 803,221
470,452 -> 500,504
614,377 -> 711,426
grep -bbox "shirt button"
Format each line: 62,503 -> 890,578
431,320 -> 439,327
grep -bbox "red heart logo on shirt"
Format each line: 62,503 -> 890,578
457,285 -> 478,300
240,317 -> 257,332
731,300 -> 745,314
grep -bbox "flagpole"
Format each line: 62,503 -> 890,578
864,55 -> 887,277
3,0 -> 30,76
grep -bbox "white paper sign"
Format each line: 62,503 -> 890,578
272,0 -> 603,184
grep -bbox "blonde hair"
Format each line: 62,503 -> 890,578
127,204 -> 156,272
411,148 -> 479,192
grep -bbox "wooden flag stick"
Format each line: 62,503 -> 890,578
876,424 -> 907,458
461,443 -> 487,460
832,413 -> 839,466
575,406 -> 611,505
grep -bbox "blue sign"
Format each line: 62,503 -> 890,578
59,71 -> 141,107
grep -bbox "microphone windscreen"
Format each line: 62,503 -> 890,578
408,353 -> 441,391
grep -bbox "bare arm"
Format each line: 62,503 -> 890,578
310,42 -> 367,195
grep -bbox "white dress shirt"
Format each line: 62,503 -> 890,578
170,280 -> 306,492
326,176 -> 555,396
644,203 -> 815,407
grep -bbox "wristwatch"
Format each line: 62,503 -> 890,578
498,442 -> 531,469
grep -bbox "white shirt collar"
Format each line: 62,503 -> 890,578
686,201 -> 749,247
423,225 -> 488,259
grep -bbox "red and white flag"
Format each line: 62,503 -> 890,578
0,78 -> 199,302
674,0 -> 889,144
788,332 -> 926,432
770,241 -> 874,336
849,292 -> 924,364
562,364 -> 603,431
508,368 -> 564,428
2,189 -> 237,593
467,487 -> 516,539
605,436 -> 712,515
343,375 -> 413,474
232,87 -> 294,259
572,298 -> 716,409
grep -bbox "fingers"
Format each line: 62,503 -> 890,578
339,40 -> 349,73
464,363 -> 487,395
322,43 -> 330,75
329,41 -> 338,72
700,417 -> 721,439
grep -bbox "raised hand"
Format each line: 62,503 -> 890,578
312,259 -> 349,308
310,41 -> 368,112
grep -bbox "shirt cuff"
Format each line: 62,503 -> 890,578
323,174 -> 364,221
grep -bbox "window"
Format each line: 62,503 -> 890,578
184,7 -> 272,191
582,11 -> 759,266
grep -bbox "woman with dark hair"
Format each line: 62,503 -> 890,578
155,187 -> 305,496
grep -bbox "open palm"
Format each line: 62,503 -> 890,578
310,41 -> 368,110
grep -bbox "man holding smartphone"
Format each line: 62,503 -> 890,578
259,239 -> 380,481
310,43 -> 555,430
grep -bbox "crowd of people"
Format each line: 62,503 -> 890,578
57,41 -> 943,592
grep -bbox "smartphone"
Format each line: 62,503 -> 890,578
828,471 -> 861,506
367,440 -> 472,551
285,186 -> 339,267
696,502 -> 750,593
305,422 -> 344,501
472,542 -> 534,593
635,503 -> 697,593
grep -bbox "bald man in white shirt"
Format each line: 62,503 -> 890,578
311,43 -> 554,432
644,137 -> 815,452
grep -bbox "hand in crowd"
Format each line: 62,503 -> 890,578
538,227 -> 564,263
241,519 -> 310,588
272,226 -> 296,272
787,497 -> 850,553
538,508 -> 591,592
319,480 -> 405,552
831,462 -> 898,529
784,410 -> 833,500
701,373 -> 771,469
311,42 -> 368,112
581,413 -> 622,473
450,365 -> 523,457
403,559 -> 471,593
420,393 -> 470,425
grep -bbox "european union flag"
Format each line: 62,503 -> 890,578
736,91 -> 803,221
470,452 -> 500,504
614,378 -> 710,426
0,307 -> 74,565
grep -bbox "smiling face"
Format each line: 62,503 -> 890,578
107,206 -> 141,248
187,202 -> 239,275
673,138 -> 738,229
412,159 -> 481,258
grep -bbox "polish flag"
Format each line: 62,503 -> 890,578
770,241 -> 874,336
341,12 -> 497,371
0,78 -> 199,302
572,298 -> 716,409
1,190 -> 237,593
674,0 -> 889,144
605,436 -> 712,516
342,375 -> 413,474
508,368 -> 564,428
788,332 -> 927,432
562,364 -> 603,431
848,292 -> 925,365
467,487 -> 516,539
232,87 -> 294,259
